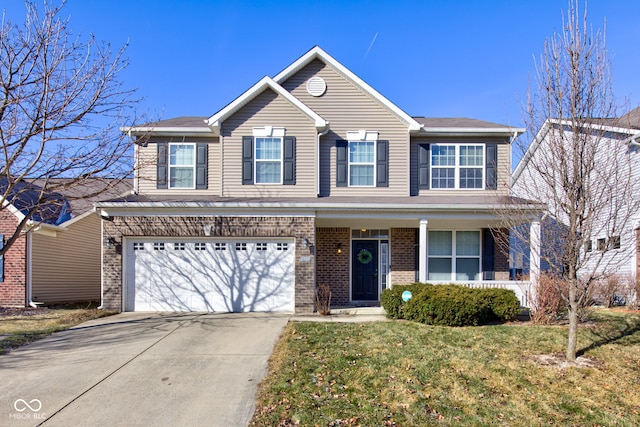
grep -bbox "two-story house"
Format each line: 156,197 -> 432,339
512,108 -> 640,298
96,47 -> 540,313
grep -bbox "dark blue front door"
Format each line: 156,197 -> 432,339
352,240 -> 378,301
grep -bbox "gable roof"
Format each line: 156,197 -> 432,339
206,76 -> 328,135
512,112 -> 640,186
274,46 -> 422,133
1,177 -> 132,227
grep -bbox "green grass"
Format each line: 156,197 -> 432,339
0,305 -> 115,354
251,309 -> 640,426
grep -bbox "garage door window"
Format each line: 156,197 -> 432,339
277,243 -> 289,251
133,243 -> 144,251
195,243 -> 206,251
153,243 -> 165,251
215,243 -> 226,251
174,243 -> 185,251
236,243 -> 247,251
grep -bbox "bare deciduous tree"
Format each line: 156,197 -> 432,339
0,0 -> 141,254
505,0 -> 640,361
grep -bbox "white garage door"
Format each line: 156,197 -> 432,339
124,239 -> 295,312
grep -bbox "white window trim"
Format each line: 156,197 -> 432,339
253,127 -> 285,185
427,230 -> 482,281
347,130 -> 378,188
430,143 -> 485,190
168,143 -> 196,189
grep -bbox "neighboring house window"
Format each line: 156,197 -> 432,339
169,143 -> 195,189
597,238 -> 606,251
242,127 -> 296,185
585,240 -> 593,252
255,137 -> 283,184
156,142 -> 208,190
428,230 -> 481,281
431,144 -> 484,189
609,236 -> 621,250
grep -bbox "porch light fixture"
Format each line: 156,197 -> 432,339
336,243 -> 343,254
106,237 -> 117,249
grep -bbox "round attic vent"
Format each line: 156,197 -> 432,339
306,76 -> 327,97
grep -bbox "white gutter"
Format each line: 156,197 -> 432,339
420,127 -> 526,136
316,124 -> 330,196
121,126 -> 214,137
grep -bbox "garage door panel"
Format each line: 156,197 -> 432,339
128,240 -> 295,312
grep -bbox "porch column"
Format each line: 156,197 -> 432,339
419,219 -> 428,283
529,219 -> 541,294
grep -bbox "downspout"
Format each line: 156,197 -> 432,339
317,124 -> 330,196
25,231 -> 42,307
98,209 -> 105,309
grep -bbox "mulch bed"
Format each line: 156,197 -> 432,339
0,307 -> 48,317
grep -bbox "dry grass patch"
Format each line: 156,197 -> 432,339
252,310 -> 640,426
0,304 -> 115,354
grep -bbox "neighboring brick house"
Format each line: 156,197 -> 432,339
1,178 -> 131,307
97,46 -> 541,313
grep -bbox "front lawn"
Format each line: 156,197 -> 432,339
0,305 -> 115,354
252,309 -> 640,426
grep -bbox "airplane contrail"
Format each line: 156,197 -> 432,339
364,32 -> 378,60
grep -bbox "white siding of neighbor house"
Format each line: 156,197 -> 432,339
512,128 -> 640,282
31,213 -> 102,303
410,137 -> 511,197
137,136 -> 221,196
280,59 -> 411,197
221,88 -> 318,197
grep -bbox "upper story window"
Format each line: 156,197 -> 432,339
255,137 -> 282,184
242,127 -> 296,186
431,144 -> 484,189
157,142 -> 207,190
169,143 -> 196,189
349,141 -> 375,186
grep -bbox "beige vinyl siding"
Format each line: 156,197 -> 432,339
411,137 -> 511,196
221,88 -> 318,197
281,59 -> 411,197
137,136 -> 221,196
31,214 -> 101,303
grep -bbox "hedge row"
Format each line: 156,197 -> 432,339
381,283 -> 520,326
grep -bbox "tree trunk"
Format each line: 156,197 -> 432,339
566,283 -> 579,361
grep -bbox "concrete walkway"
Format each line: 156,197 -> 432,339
0,312 -> 289,427
291,306 -> 389,323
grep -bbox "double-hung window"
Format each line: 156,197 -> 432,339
349,140 -> 375,186
431,144 -> 484,189
169,143 -> 196,188
255,137 -> 282,184
428,230 -> 481,281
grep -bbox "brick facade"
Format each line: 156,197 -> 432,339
102,215 -> 316,313
390,228 -> 417,285
316,228 -> 351,306
0,210 -> 27,307
493,228 -> 510,281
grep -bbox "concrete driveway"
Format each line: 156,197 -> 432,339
0,312 -> 289,427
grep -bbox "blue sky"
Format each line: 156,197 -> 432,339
3,0 -> 640,129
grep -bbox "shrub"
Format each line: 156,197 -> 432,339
480,288 -> 521,321
530,273 -> 566,325
383,284 -> 520,326
315,284 -> 332,316
381,283 -> 431,319
403,285 -> 491,326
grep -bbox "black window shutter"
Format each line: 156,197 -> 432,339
0,234 -> 4,282
283,136 -> 296,185
485,143 -> 497,190
242,136 -> 254,185
336,140 -> 348,187
195,143 -> 208,189
418,144 -> 430,189
482,228 -> 495,280
157,142 -> 168,189
376,140 -> 389,187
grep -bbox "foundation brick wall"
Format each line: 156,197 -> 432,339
0,210 -> 27,307
102,215 -> 316,313
316,228 -> 350,306
391,228 -> 417,285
